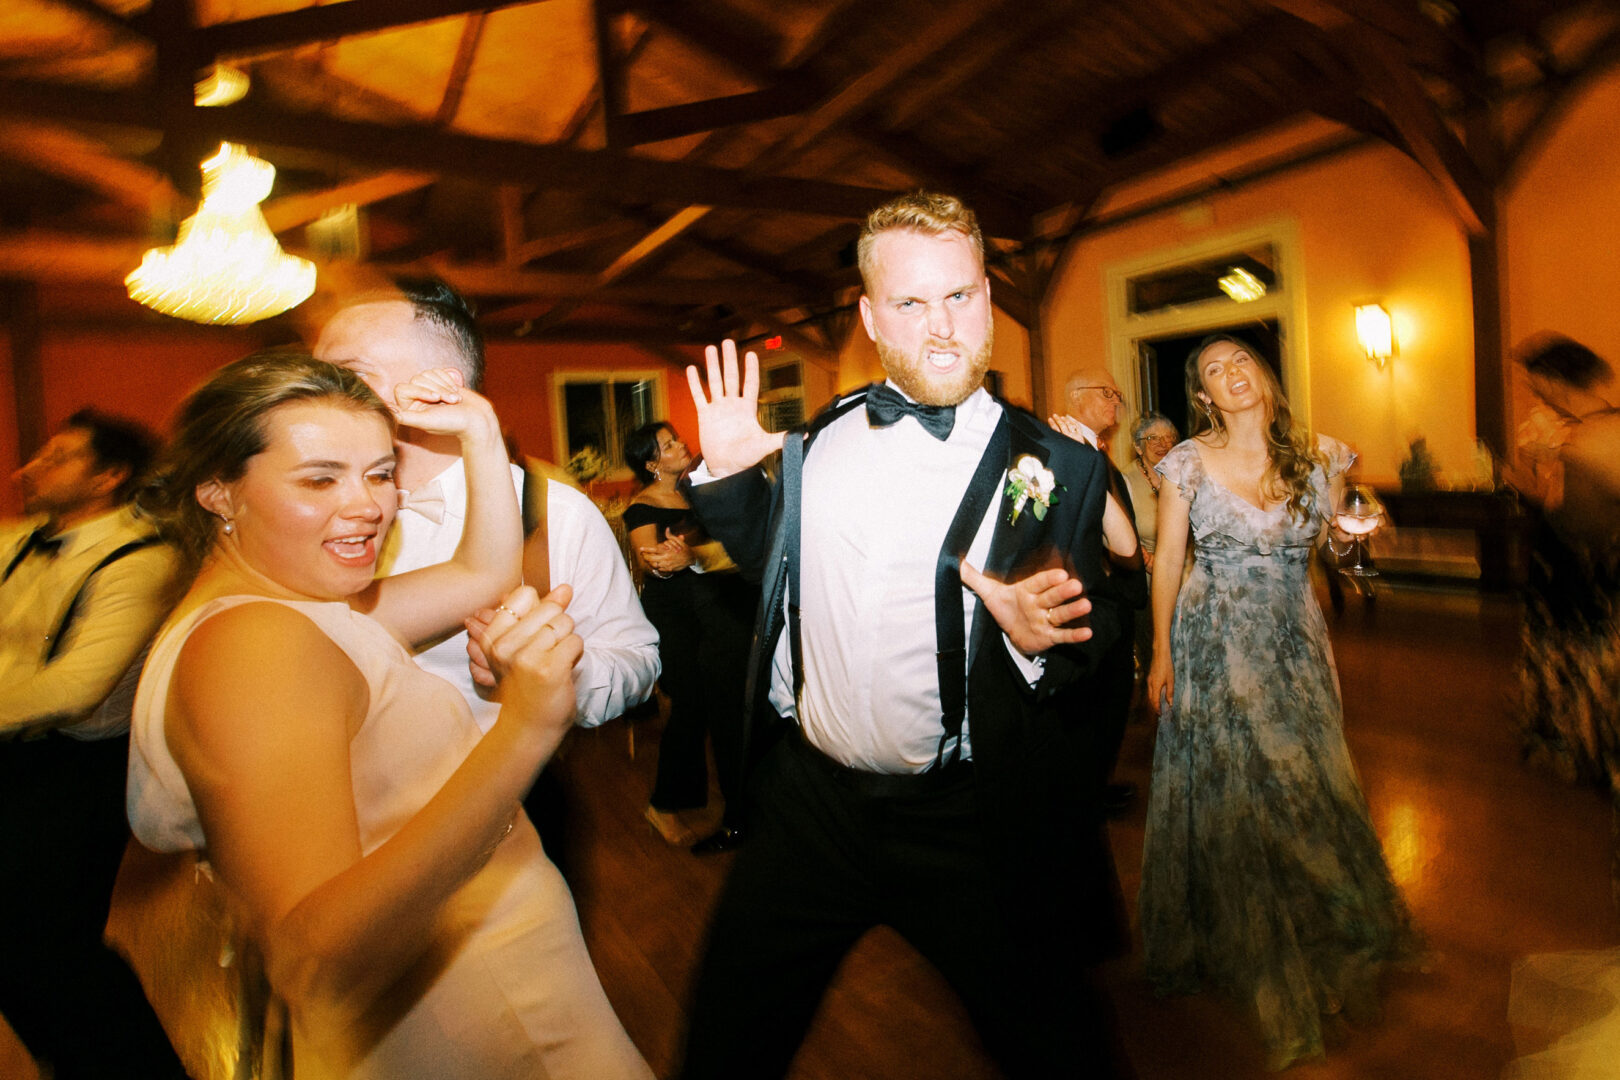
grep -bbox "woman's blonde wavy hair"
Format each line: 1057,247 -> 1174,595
1184,333 -> 1324,523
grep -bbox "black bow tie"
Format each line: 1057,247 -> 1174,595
3,527 -> 63,583
20,527 -> 64,560
865,383 -> 956,441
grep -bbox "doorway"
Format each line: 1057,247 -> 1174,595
1136,318 -> 1281,440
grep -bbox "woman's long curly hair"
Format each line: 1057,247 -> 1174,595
137,351 -> 393,578
1184,333 -> 1323,523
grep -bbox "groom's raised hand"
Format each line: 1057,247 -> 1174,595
960,561 -> 1094,657
686,339 -> 786,478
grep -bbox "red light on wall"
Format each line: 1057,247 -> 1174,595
764,335 -> 783,350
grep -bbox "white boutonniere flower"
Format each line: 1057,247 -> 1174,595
1004,455 -> 1060,524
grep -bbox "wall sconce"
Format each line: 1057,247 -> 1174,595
1355,303 -> 1395,370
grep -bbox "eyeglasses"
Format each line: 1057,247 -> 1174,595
1142,433 -> 1177,446
1073,386 -> 1124,403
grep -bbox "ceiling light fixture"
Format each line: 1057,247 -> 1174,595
126,143 -> 316,325
194,64 -> 250,107
1217,266 -> 1266,303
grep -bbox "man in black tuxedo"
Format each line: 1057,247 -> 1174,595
677,192 -> 1135,1079
1055,366 -> 1147,814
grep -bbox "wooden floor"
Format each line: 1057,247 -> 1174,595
561,583 -> 1620,1080
5,583 -> 1613,1079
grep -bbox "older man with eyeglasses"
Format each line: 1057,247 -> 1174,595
1062,368 -> 1126,452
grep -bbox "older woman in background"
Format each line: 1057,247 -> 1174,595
1123,411 -> 1179,704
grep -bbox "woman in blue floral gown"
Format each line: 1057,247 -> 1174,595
1141,334 -> 1420,1070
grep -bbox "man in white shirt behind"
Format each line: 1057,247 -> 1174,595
313,279 -> 660,864
0,410 -> 184,1078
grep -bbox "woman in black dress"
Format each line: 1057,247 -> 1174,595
622,422 -> 755,852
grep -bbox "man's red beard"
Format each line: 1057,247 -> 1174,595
874,325 -> 995,408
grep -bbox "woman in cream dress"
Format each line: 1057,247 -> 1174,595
127,353 -> 650,1079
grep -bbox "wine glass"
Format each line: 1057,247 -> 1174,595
1334,483 -> 1385,578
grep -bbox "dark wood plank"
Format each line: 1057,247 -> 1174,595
560,583 -> 1619,1079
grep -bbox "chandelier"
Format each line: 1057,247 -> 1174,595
125,143 -> 316,325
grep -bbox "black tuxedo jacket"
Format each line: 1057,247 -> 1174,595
688,387 -> 1130,960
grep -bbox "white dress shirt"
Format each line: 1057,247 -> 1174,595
723,386 -> 1042,773
379,460 -> 660,732
0,508 -> 179,739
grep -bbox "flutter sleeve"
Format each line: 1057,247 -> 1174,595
1154,441 -> 1202,496
1318,434 -> 1357,478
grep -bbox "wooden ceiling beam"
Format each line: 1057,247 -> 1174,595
433,11 -> 488,128
660,227 -> 841,298
417,260 -> 808,306
486,322 -> 715,345
0,81 -> 898,220
845,123 -> 1031,238
0,229 -> 812,307
628,0 -> 1027,234
1007,12 -> 1306,163
49,0 -> 139,39
620,0 -> 786,85
0,119 -> 181,216
1261,0 -> 1481,92
881,0 -> 1083,130
744,0 -> 1017,179
614,82 -> 820,146
776,0 -> 866,69
984,265 -> 1033,329
513,220 -> 640,265
1087,98 -> 1305,190
0,232 -> 149,281
1504,24 -> 1620,186
597,205 -> 713,284
262,170 -> 437,233
593,0 -> 630,147
1329,23 -> 1492,233
188,0 -> 539,60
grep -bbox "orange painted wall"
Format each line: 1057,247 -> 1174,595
0,328 -> 702,521
1502,63 -> 1620,430
482,340 -> 700,465
1045,125 -> 1477,487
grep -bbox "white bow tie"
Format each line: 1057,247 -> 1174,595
397,483 -> 447,524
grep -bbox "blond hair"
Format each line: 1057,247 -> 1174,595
857,191 -> 984,293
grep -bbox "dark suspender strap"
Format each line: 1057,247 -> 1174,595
521,468 -> 545,536
783,430 -> 806,706
2,539 -> 31,584
43,537 -> 163,663
933,415 -> 1012,768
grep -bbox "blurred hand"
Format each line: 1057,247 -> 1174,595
638,534 -> 694,575
393,367 -> 500,443
685,340 -> 786,478
465,584 -> 581,729
959,561 -> 1093,656
1048,413 -> 1089,445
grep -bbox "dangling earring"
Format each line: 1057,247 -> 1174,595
651,466 -> 660,480
221,516 -> 235,536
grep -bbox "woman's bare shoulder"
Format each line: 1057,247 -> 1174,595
171,601 -> 366,749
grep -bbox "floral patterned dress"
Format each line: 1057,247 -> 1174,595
1139,438 -> 1419,1070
